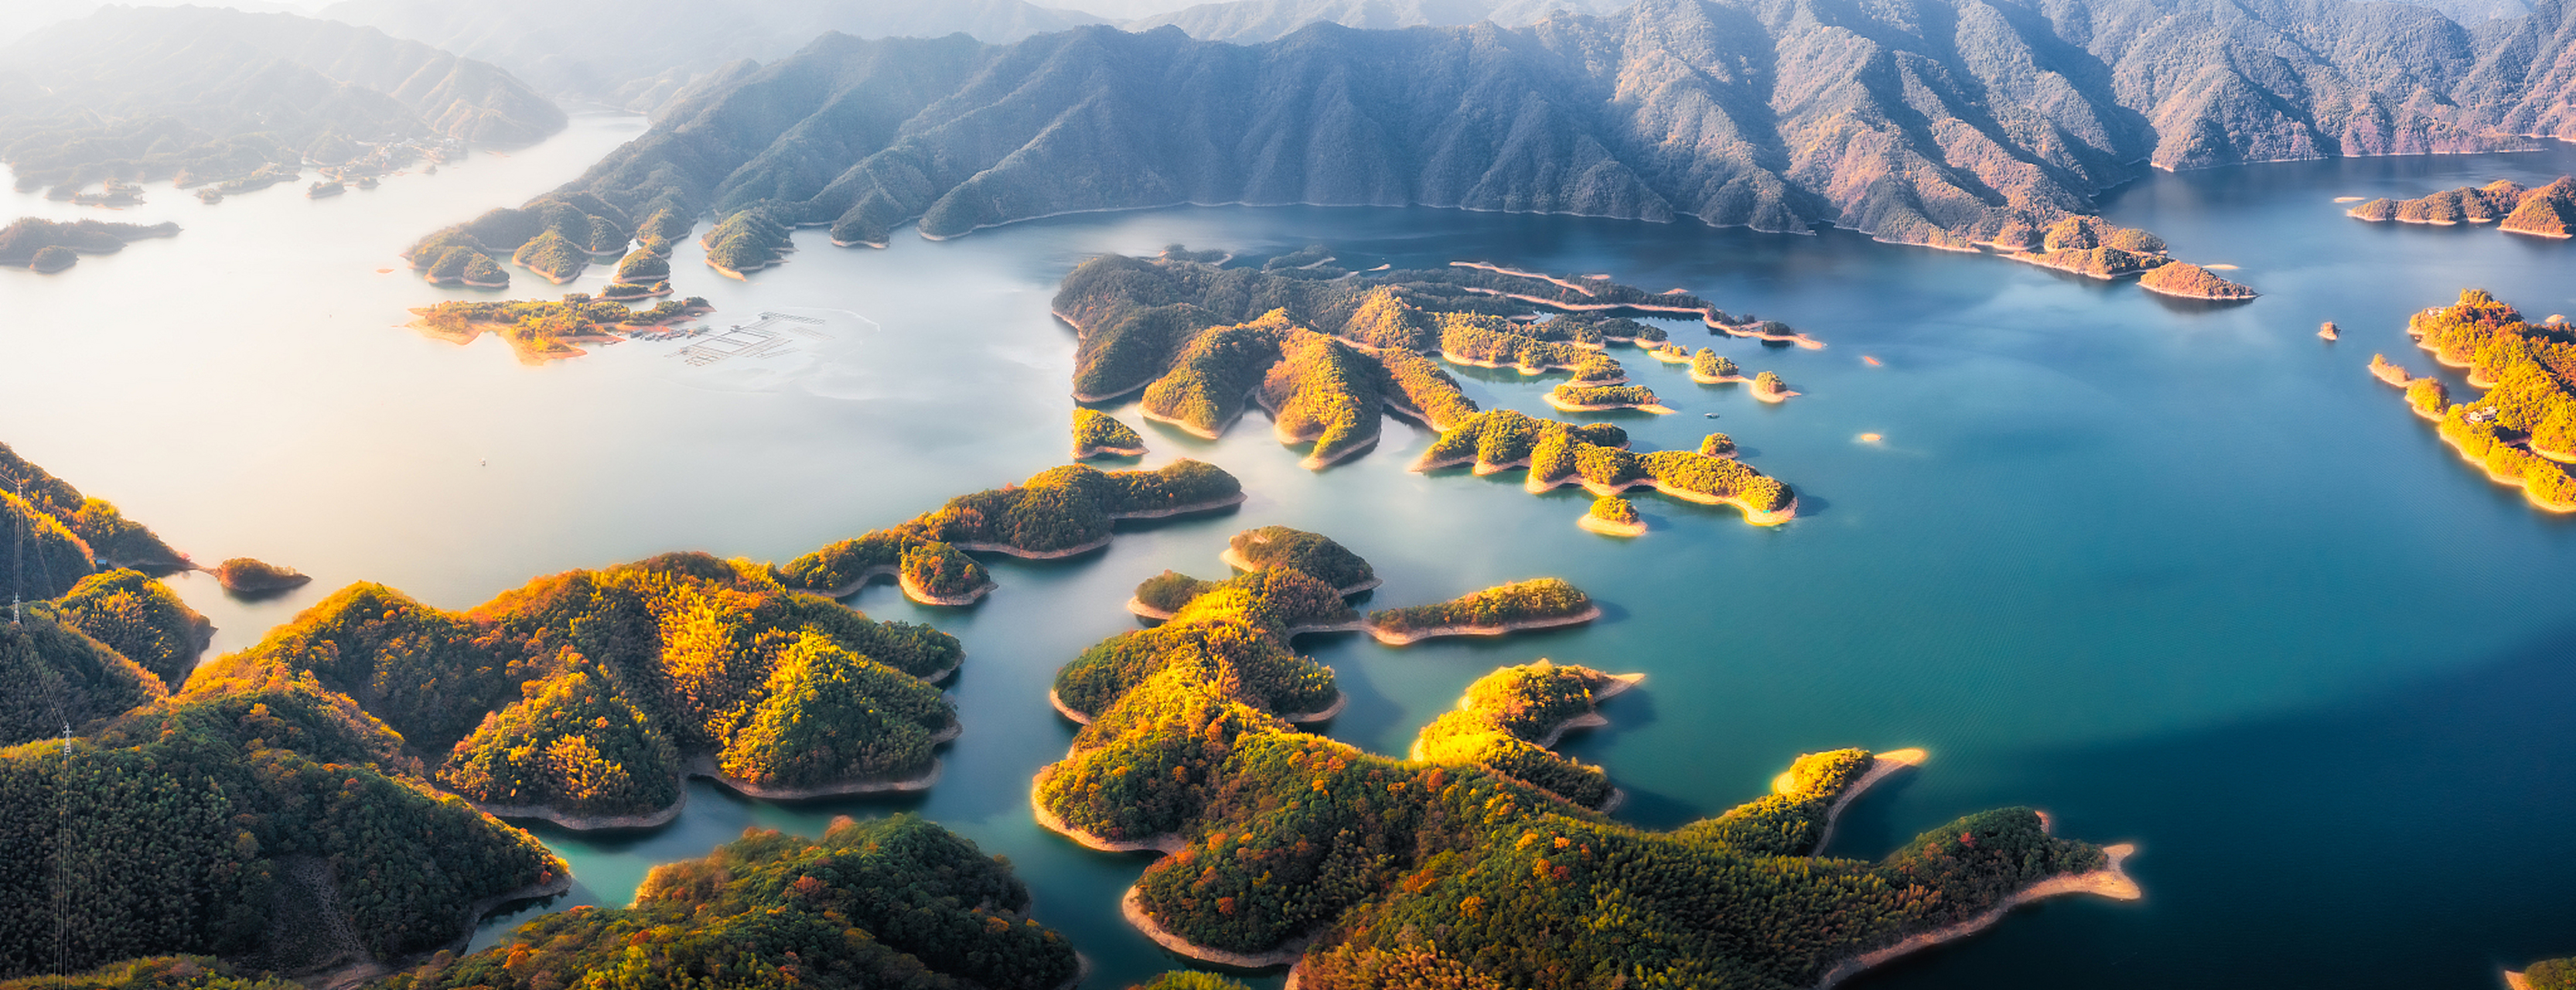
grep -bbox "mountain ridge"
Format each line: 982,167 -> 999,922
434,0 -> 2576,258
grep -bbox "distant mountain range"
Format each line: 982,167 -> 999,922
1128,0 -> 1624,42
0,6 -> 563,195
453,0 -> 2576,255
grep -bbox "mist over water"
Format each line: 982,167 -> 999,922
11,114 -> 2576,988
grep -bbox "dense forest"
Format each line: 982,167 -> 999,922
375,816 -> 1079,990
2396,289 -> 2576,510
1225,527 -> 1375,593
1411,661 -> 1634,808
213,551 -> 963,821
0,661 -> 562,978
0,955 -> 302,990
1034,525 -> 2121,988
782,460 -> 1243,603
1073,408 -> 1148,459
2523,957 -> 2576,990
0,441 -> 186,574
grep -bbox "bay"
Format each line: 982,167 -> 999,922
7,113 -> 2575,988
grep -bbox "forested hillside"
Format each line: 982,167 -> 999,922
208,552 -> 964,824
376,816 -> 1080,990
436,0 -> 2576,256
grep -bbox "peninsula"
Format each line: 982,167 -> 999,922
783,459 -> 1244,605
0,217 -> 181,272
1419,409 -> 1797,525
1031,526 -> 2135,989
208,551 -> 967,828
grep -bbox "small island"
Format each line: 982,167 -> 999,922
0,217 -> 182,272
1691,347 -> 1746,383
2138,261 -> 2258,300
1546,382 -> 1673,413
211,556 -> 312,594
305,179 -> 345,198
1578,494 -> 1646,535
405,193 -> 647,292
1073,408 -> 1149,458
2348,176 -> 2576,237
2320,321 -> 2341,340
408,295 -> 714,363
1752,370 -> 1799,402
1701,432 -> 1737,456
1366,576 -> 1600,644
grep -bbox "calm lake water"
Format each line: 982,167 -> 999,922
9,113 -> 2576,989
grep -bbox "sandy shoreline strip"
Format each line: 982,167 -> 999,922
1122,885 -> 1313,968
1370,603 -> 1604,645
1546,393 -> 1675,414
1810,748 -> 1927,856
1029,765 -> 1188,852
1813,838 -> 2141,990
1578,514 -> 1648,536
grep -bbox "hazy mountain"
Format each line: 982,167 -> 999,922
1127,0 -> 1627,42
0,5 -> 564,193
0,0 -> 331,46
319,0 -> 1109,108
454,0 -> 2576,254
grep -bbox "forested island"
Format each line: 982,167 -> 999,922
373,816 -> 1081,990
1049,248 -> 1806,498
2510,957 -> 2576,990
0,7 -> 561,208
1221,526 -> 1376,594
1032,527 -> 2138,988
1994,217 -> 2254,295
2383,290 -> 2576,511
1581,495 -> 1646,536
2349,177 -> 2576,237
0,218 -> 179,273
1368,578 -> 1599,645
210,558 -> 309,595
408,294 -> 712,363
782,460 -> 1244,605
1073,408 -> 1148,459
1418,409 -> 1797,524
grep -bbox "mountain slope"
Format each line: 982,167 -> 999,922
1127,0 -> 1626,42
0,6 -> 564,193
443,0 -> 2567,255
319,0 -> 1107,107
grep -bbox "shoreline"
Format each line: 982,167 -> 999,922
1052,684 -> 1349,726
1369,603 -> 1604,646
1121,884 -> 1312,969
1578,514 -> 1647,536
1029,764 -> 1188,852
1812,838 -> 2141,990
1752,385 -> 1800,403
1529,672 -> 1643,749
1810,748 -> 1928,856
474,732 -> 957,831
1075,442 -> 1149,459
1692,370 -> 1749,384
898,572 -> 995,606
1218,546 -> 1384,595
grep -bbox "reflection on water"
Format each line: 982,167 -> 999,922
11,123 -> 2576,988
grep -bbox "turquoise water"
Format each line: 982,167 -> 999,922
10,118 -> 2576,988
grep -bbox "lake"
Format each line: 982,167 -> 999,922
7,113 -> 2576,988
